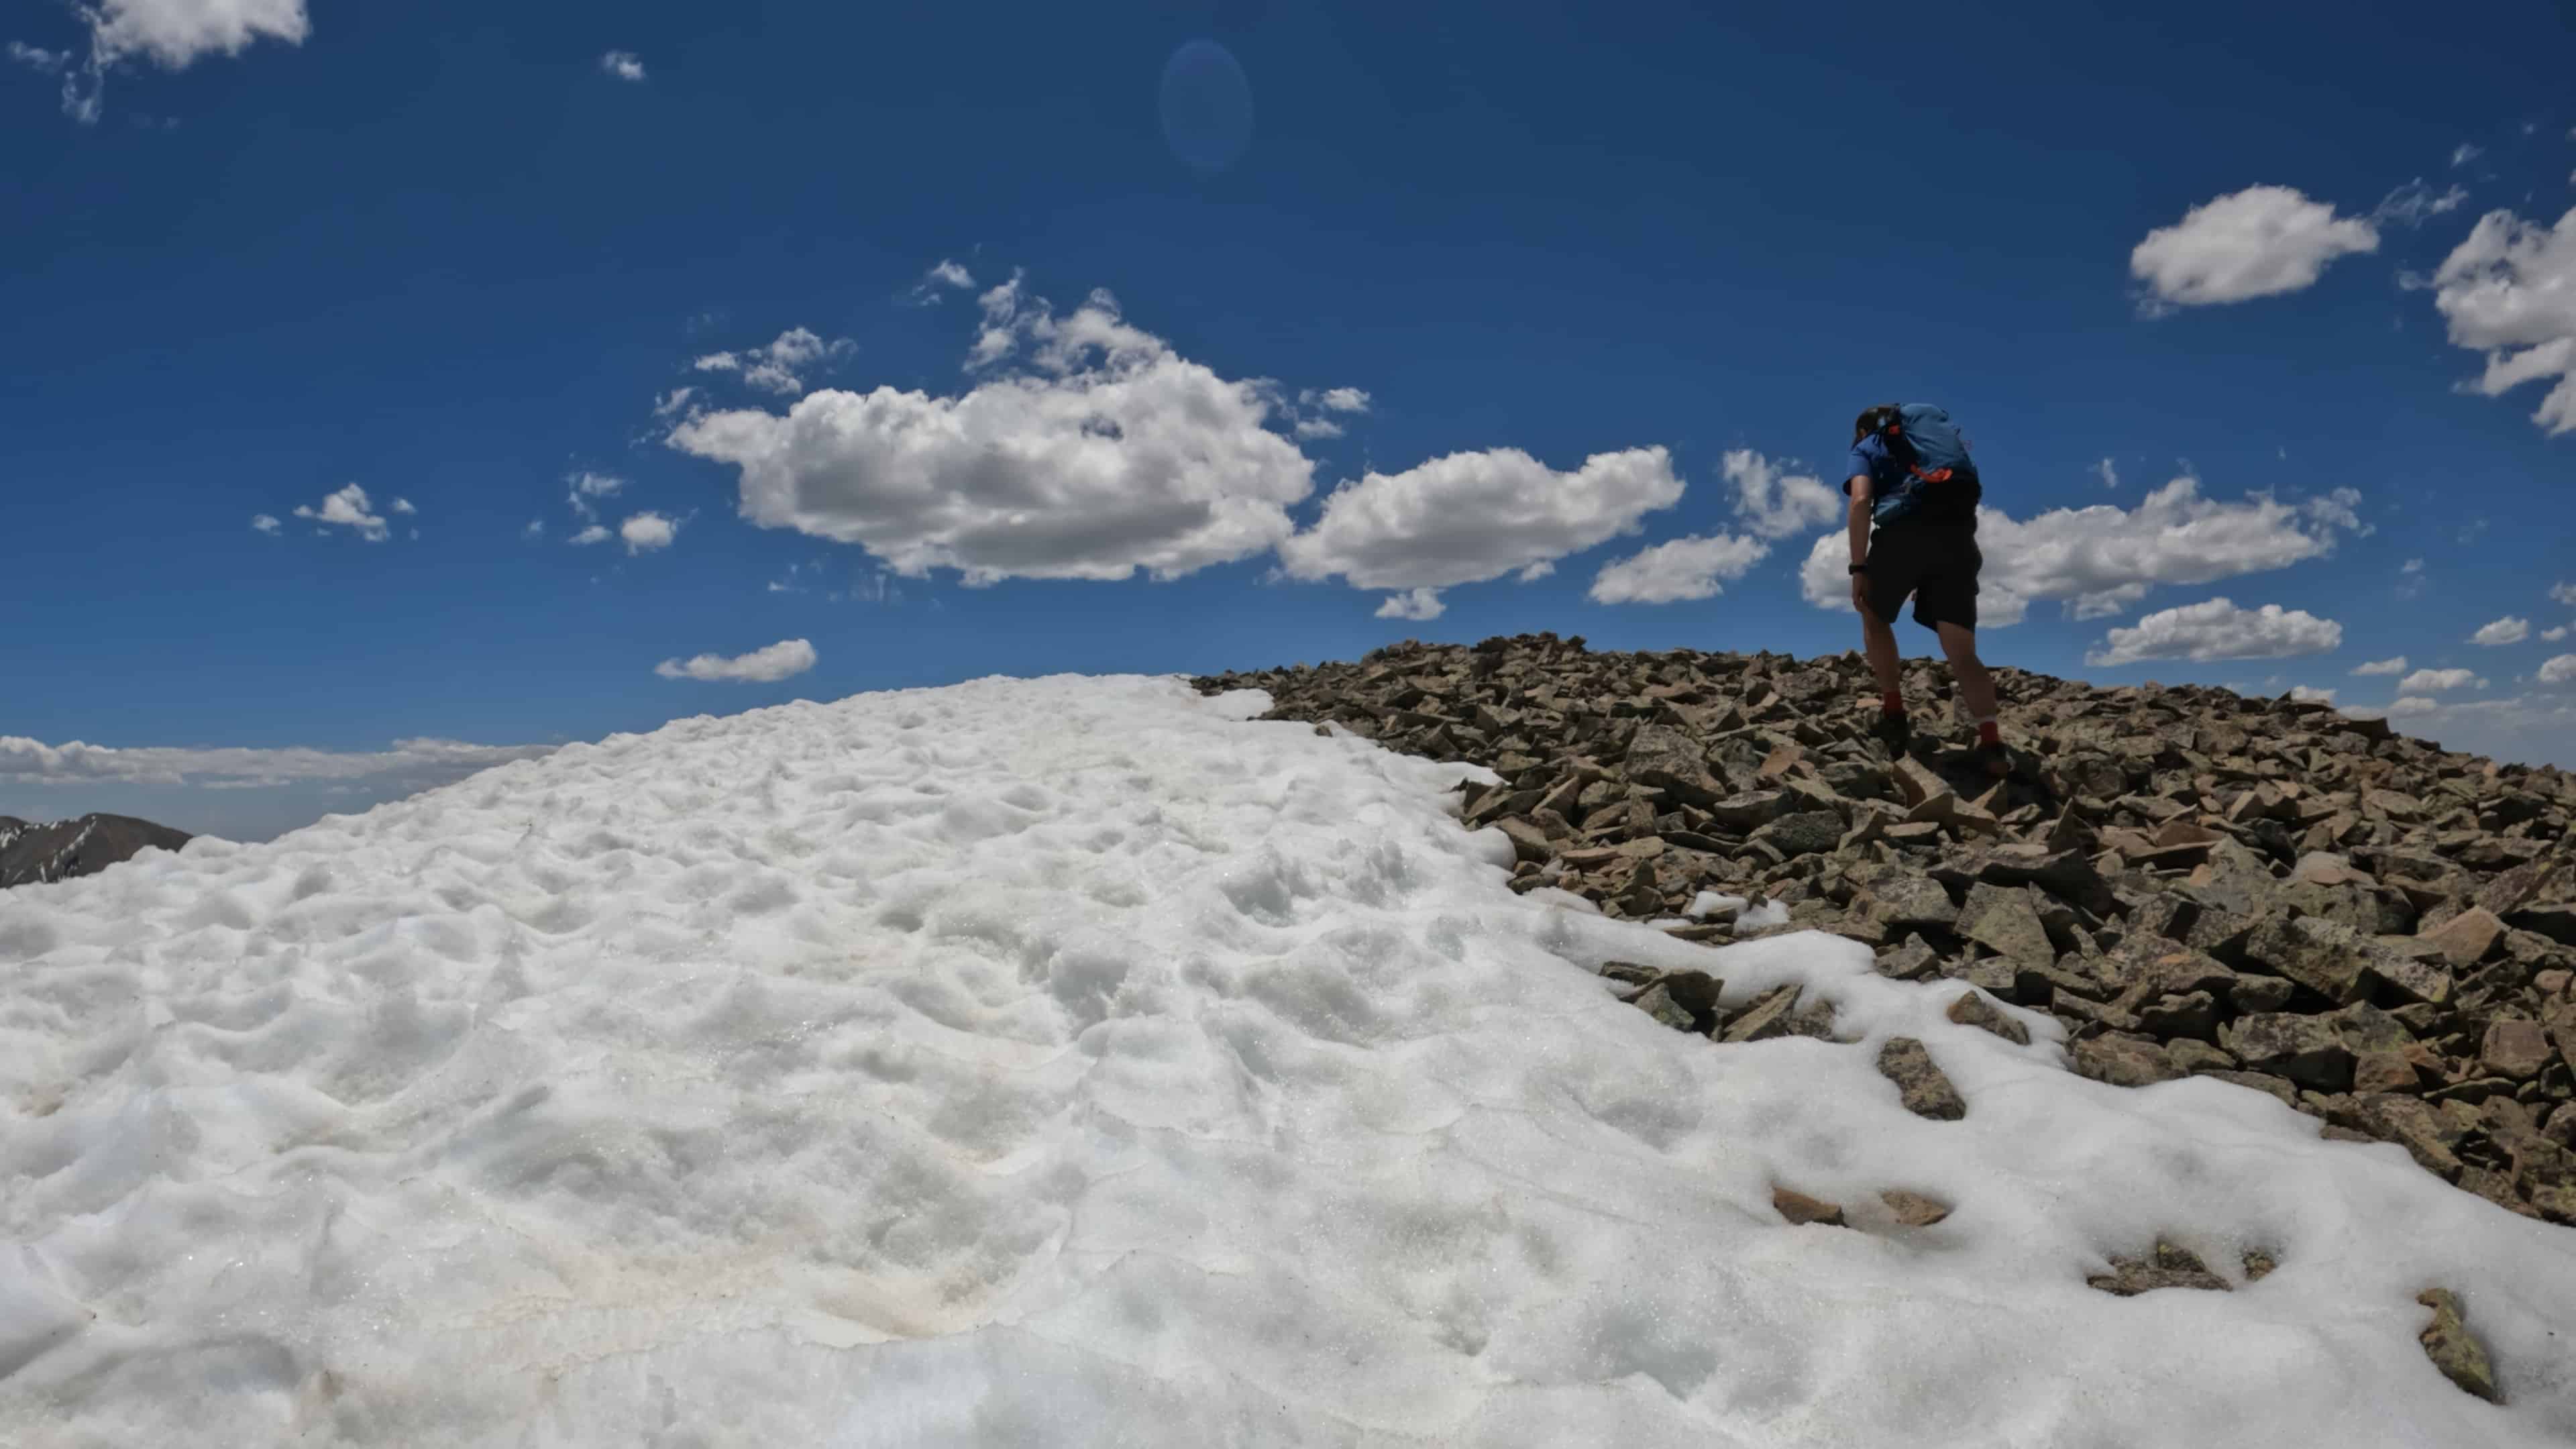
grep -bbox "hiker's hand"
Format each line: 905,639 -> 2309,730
1849,574 -> 1869,614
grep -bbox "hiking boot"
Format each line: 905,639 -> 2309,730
1974,738 -> 2012,780
1870,711 -> 1912,752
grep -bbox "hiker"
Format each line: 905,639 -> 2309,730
1842,402 -> 2008,776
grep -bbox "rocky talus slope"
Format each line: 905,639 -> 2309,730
1195,633 -> 2576,1232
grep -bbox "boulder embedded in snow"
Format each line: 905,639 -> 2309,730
1772,1186 -> 1847,1227
1879,1189 -> 1953,1227
1946,990 -> 2030,1046
2416,1288 -> 2503,1404
1719,981 -> 1801,1044
1878,1036 -> 1967,1120
2088,1242 -> 2232,1297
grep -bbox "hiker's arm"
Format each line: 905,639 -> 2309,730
1845,476 -> 1872,611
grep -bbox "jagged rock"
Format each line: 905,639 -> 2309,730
1864,875 -> 1957,932
2220,1013 -> 2353,1091
2242,1249 -> 2278,1281
2482,1019 -> 2555,1079
2074,1032 -> 2186,1087
2512,901 -> 2576,947
1875,935 -> 1941,981
2353,1095 -> 2465,1179
2477,857 -> 2567,920
2245,916 -> 2372,1006
1772,1186 -> 1846,1227
1957,882 -> 2055,969
1623,725 -> 1728,808
1755,810 -> 1845,859
1878,1037 -> 1967,1120
2088,1242 -> 2231,1296
2202,1069 -> 2300,1109
2418,907 -> 2507,967
2353,1051 -> 2420,1094
1950,844 -> 2117,916
2229,974 -> 2298,1014
1946,991 -> 2030,1046
1494,817 -> 1554,864
1720,983 -> 1801,1044
1703,791 -> 1791,830
2137,990 -> 2220,1041
1630,982 -> 1699,1032
2416,1288 -> 2502,1404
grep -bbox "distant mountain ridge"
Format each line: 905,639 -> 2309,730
0,813 -> 193,888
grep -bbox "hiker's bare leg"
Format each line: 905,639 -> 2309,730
1936,622 -> 1997,722
1861,607 -> 1903,701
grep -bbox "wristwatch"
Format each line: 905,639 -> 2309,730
1847,564 -> 1868,575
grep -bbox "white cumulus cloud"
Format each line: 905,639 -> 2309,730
2398,667 -> 2483,694
250,514 -> 280,535
1799,476 -> 2363,628
2086,597 -> 2343,667
1722,449 -> 1842,540
1304,387 -> 1371,414
569,525 -> 611,547
2551,581 -> 2576,606
87,0 -> 309,68
1588,533 -> 1770,605
2093,458 -> 2118,489
654,638 -> 816,684
620,513 -> 678,555
2129,185 -> 2379,311
2288,685 -> 2337,704
2430,207 -> 2576,434
2471,615 -> 2530,646
42,0 -> 309,123
2545,625 -> 2571,643
2540,653 -> 2576,684
1374,588 -> 1444,621
600,50 -> 645,83
2353,655 -> 2408,676
291,482 -> 390,542
1280,447 -> 1682,592
2387,696 -> 2442,716
2451,143 -> 2483,168
672,286 -> 1318,585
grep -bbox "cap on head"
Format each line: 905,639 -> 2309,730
1853,405 -> 1900,443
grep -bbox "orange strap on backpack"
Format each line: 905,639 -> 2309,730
1880,419 -> 1953,485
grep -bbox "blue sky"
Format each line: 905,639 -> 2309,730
6,0 -> 2575,841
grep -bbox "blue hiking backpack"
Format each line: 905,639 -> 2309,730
1864,402 -> 1976,525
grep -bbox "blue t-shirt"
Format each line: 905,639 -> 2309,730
1845,433 -> 1981,527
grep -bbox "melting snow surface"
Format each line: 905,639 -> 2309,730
2,675 -> 2573,1446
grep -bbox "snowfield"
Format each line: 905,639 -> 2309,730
3,675 -> 2573,1446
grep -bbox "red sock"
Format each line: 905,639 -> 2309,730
1878,690 -> 1903,714
1977,718 -> 2002,746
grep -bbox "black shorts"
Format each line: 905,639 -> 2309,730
1864,522 -> 1981,631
